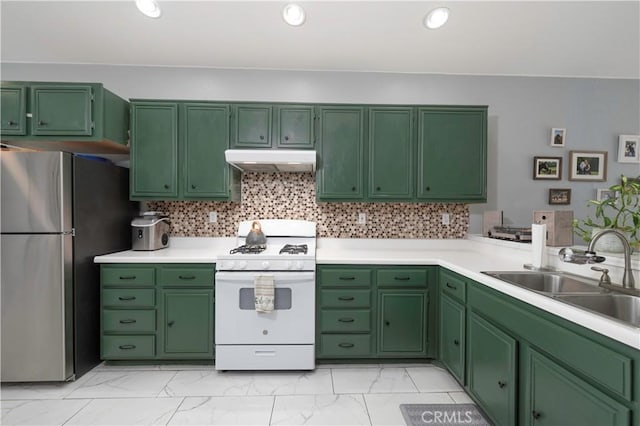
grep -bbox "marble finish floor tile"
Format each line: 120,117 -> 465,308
406,366 -> 464,393
0,399 -> 90,425
332,367 -> 418,394
66,397 -> 183,425
449,391 -> 475,404
168,396 -> 274,425
0,373 -> 96,400
65,371 -> 177,399
271,394 -> 370,425
364,392 -> 455,426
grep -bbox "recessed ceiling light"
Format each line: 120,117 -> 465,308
424,7 -> 449,29
283,3 -> 306,26
136,0 -> 161,19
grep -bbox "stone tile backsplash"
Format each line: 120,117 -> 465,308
148,172 -> 469,238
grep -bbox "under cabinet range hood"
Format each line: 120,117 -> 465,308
225,149 -> 316,172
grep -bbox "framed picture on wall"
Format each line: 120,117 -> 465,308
533,156 -> 562,180
550,128 -> 566,147
596,188 -> 617,201
617,135 -> 640,163
569,151 -> 607,181
549,188 -> 571,205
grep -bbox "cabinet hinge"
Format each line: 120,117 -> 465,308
90,92 -> 95,101
26,113 -> 33,118
91,122 -> 95,129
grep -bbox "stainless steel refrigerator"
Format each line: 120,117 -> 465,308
1,151 -> 138,382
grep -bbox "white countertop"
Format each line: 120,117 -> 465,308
94,235 -> 640,350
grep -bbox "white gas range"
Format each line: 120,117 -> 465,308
215,219 -> 316,371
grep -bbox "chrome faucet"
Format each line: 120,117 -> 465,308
586,229 -> 636,292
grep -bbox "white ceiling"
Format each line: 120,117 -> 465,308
1,0 -> 639,79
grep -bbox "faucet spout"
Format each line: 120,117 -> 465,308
587,229 -> 635,289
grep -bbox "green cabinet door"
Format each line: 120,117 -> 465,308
158,289 -> 214,358
467,311 -> 517,426
368,107 -> 414,199
182,103 -> 231,198
317,106 -> 365,200
377,290 -> 428,356
130,102 -> 179,198
417,107 -> 487,202
1,84 -> 27,135
439,293 -> 465,383
30,84 -> 93,136
525,349 -> 629,426
276,105 -> 315,148
232,104 -> 272,148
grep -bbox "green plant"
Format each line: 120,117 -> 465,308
573,175 -> 640,249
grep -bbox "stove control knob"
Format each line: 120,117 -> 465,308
295,261 -> 305,270
238,261 -> 248,270
261,261 -> 270,270
224,261 -> 235,270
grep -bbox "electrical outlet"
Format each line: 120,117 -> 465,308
209,211 -> 218,223
442,213 -> 450,225
358,212 -> 366,224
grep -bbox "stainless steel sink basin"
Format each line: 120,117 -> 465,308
482,271 -> 605,294
553,294 -> 640,327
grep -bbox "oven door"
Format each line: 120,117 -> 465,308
215,271 -> 315,345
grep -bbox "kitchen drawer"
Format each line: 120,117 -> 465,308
101,266 -> 155,286
320,289 -> 371,308
103,309 -> 156,333
377,269 -> 427,288
440,269 -> 466,302
102,288 -> 155,308
319,268 -> 372,287
320,310 -> 371,333
102,335 -> 155,359
320,334 -> 372,357
157,266 -> 214,287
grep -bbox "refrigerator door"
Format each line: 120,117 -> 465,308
1,151 -> 72,233
1,233 -> 73,382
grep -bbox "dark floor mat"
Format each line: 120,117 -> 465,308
399,403 -> 492,426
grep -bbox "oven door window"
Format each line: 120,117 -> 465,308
238,288 -> 292,310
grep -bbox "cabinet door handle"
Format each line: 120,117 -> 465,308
178,275 -> 196,280
425,186 -> 431,191
118,296 -> 136,301
168,320 -> 175,327
376,186 -> 381,191
338,317 -> 354,323
351,186 -> 357,191
532,411 -> 542,420
119,275 -> 137,280
339,276 -> 356,281
453,339 -> 459,346
7,120 -> 16,126
498,381 -> 506,388
446,283 -> 457,290
284,136 -> 289,141
119,344 -> 136,350
338,342 -> 354,348
259,135 -> 265,140
164,184 -> 170,189
337,296 -> 354,301
119,319 -> 137,324
385,320 -> 391,326
38,120 -> 47,126
394,276 -> 411,281
191,184 -> 196,189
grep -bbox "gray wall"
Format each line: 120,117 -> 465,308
2,63 -> 639,238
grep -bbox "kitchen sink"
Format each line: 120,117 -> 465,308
552,294 -> 640,327
482,271 -> 605,294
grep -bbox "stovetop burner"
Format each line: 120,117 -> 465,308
279,244 -> 308,255
229,244 -> 267,254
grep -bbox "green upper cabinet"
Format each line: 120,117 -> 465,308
368,107 -> 414,200
182,103 -> 236,198
0,81 -> 129,153
417,106 -> 487,202
316,106 -> 366,200
30,84 -> 93,136
231,104 -> 272,148
130,102 -> 179,198
130,100 -> 239,201
1,84 -> 27,135
275,105 -> 315,148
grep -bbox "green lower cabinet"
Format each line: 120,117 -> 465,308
439,293 -> 465,383
158,289 -> 214,358
524,348 -> 629,426
467,310 -> 517,426
377,290 -> 428,356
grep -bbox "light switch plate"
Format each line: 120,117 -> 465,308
209,211 -> 218,223
358,212 -> 366,224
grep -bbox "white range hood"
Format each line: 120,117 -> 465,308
225,149 -> 316,172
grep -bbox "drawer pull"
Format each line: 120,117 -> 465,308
178,275 -> 196,280
394,276 -> 411,281
446,283 -> 457,290
168,320 -> 175,327
337,296 -> 355,301
119,319 -> 137,324
118,344 -> 136,350
532,411 -> 542,420
338,317 -> 355,323
338,342 -> 354,348
119,275 -> 137,280
339,276 -> 356,281
498,381 -> 506,388
118,296 -> 136,301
